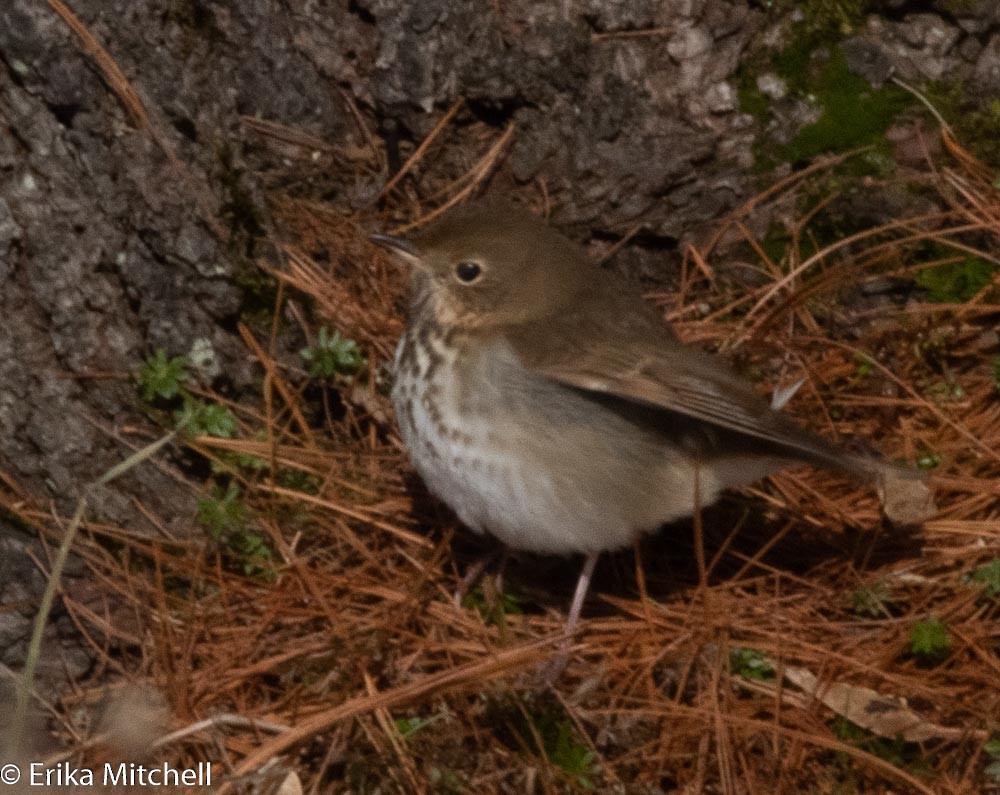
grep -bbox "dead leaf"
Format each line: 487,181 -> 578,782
782,665 -> 977,743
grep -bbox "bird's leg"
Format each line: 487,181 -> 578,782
453,547 -> 503,607
565,551 -> 600,638
545,551 -> 600,682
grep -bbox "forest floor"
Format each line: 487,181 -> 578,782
6,126 -> 1000,793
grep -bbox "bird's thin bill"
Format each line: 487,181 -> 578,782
370,233 -> 419,258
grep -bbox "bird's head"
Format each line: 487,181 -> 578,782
372,199 -> 588,330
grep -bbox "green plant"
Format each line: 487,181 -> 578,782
909,618 -> 951,663
177,398 -> 239,438
463,586 -> 524,628
276,468 -> 322,495
964,558 -> 1000,599
729,647 -> 775,680
225,526 -> 274,577
853,352 -> 873,377
830,716 -> 928,771
548,720 -> 598,790
851,580 -> 892,618
925,80 -> 1000,168
487,696 -> 600,789
924,380 -> 966,403
137,350 -> 190,402
197,483 -> 247,537
197,484 -> 273,577
985,736 -> 1000,784
916,448 -> 941,470
394,713 -> 443,738
300,328 -> 366,378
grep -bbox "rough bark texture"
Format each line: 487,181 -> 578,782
1,0 -> 998,686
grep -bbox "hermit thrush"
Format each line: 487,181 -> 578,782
373,199 -> 931,654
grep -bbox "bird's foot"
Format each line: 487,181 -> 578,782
540,638 -> 574,685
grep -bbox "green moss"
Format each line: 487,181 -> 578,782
737,3 -> 912,171
777,47 -> 910,165
925,81 -> 1000,168
792,0 -> 869,35
915,256 -> 997,302
234,265 -> 280,321
738,72 -> 770,121
211,141 -> 280,320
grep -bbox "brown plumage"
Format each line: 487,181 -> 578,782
373,197 -> 932,674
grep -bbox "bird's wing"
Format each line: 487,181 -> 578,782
507,307 -> 870,476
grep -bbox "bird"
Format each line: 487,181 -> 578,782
372,198 -> 932,669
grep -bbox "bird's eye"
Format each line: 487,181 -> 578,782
454,261 -> 482,284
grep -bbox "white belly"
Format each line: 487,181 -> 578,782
393,335 -> 537,540
391,333 -> 728,555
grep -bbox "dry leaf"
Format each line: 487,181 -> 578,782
782,665 -> 976,743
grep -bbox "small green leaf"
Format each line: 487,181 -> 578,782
916,451 -> 941,470
964,558 -> 1000,599
853,352 -> 873,377
394,714 -> 441,738
985,736 -> 1000,758
463,586 -> 524,625
729,647 -> 775,681
909,618 -> 950,662
549,721 -> 598,789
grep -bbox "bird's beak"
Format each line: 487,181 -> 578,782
369,233 -> 423,268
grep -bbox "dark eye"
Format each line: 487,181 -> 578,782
454,261 -> 482,283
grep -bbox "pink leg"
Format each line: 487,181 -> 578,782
545,551 -> 600,683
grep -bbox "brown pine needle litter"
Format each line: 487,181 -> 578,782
5,128 -> 1000,793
